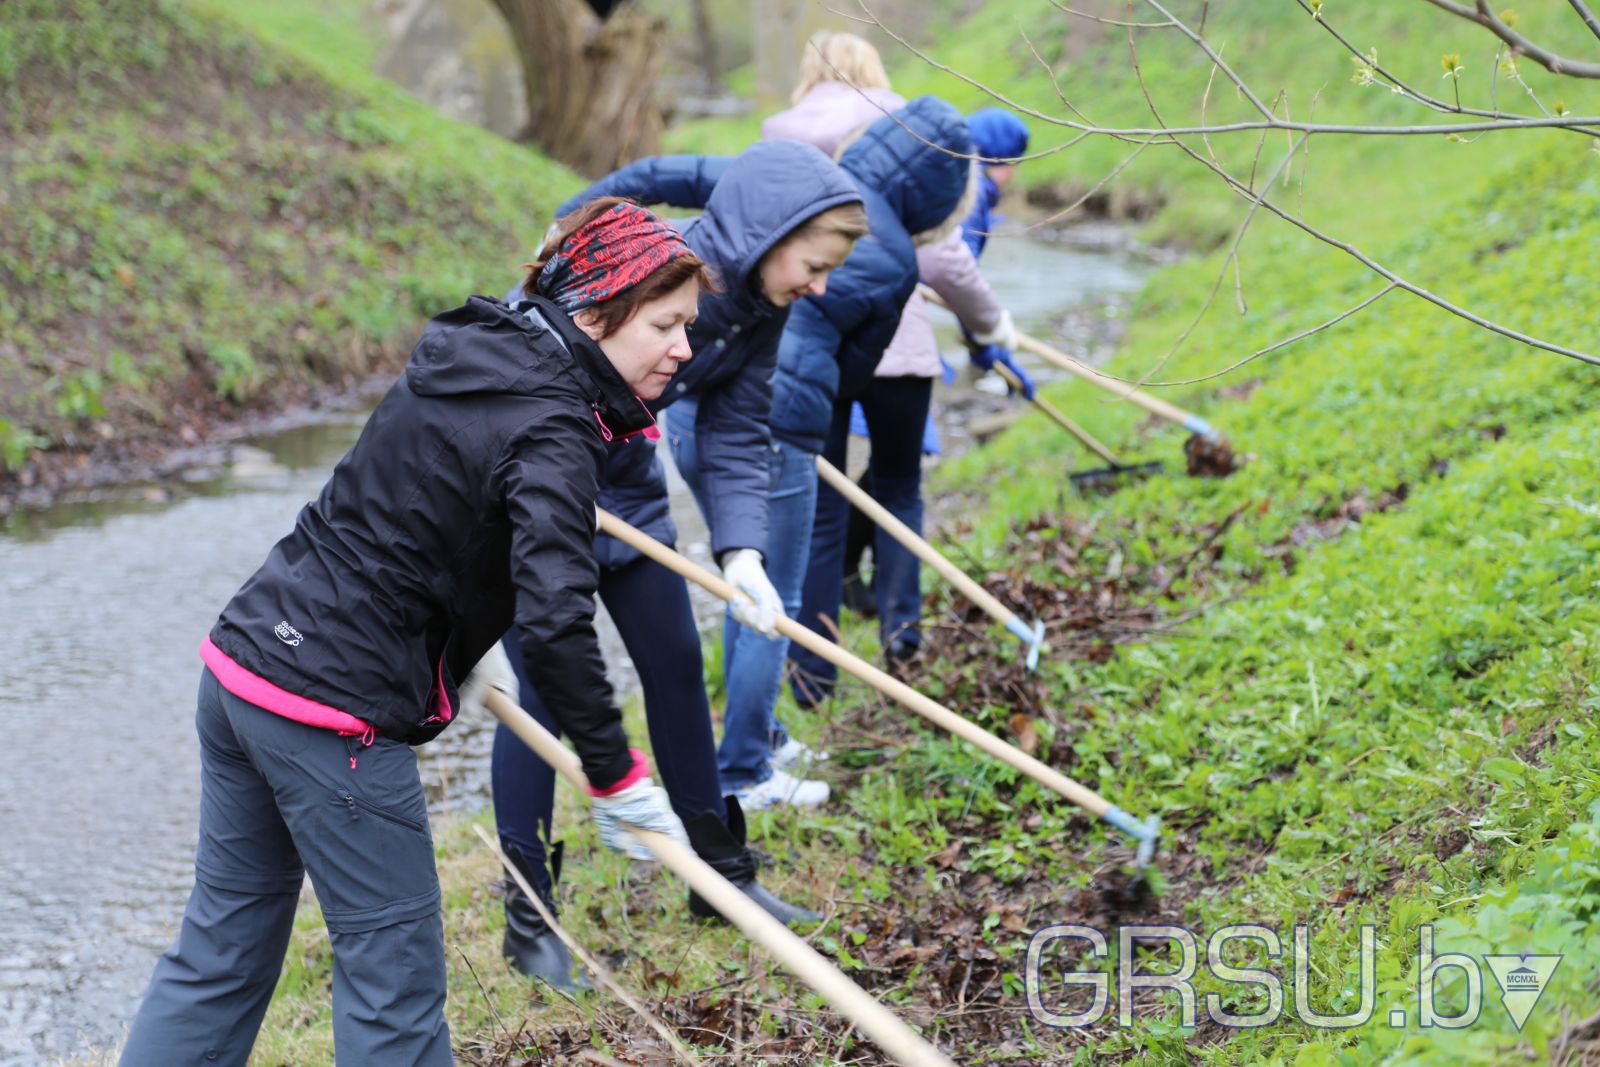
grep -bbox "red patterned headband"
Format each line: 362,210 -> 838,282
536,202 -> 693,314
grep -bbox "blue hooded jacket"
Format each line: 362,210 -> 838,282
962,107 -> 1030,259
529,140 -> 861,567
768,96 -> 973,453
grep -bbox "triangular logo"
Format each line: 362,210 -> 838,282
1484,954 -> 1563,1030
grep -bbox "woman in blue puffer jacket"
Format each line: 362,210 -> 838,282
486,139 -> 868,990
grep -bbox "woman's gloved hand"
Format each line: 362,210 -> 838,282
589,749 -> 690,860
722,548 -> 783,638
969,344 -> 1037,400
969,307 -> 1018,352
459,640 -> 519,720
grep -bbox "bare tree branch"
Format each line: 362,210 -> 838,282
1135,284 -> 1402,386
1296,0 -> 1510,119
1165,129 -> 1600,366
863,0 -> 1600,371
1422,0 -> 1600,78
853,2 -> 1600,143
1570,0 -> 1600,44
1141,0 -> 1276,119
1017,22 -> 1097,128
982,139 -> 1156,239
1048,0 -> 1171,29
1123,18 -> 1312,382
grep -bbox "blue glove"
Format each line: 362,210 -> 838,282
848,401 -> 869,439
969,345 -> 1036,400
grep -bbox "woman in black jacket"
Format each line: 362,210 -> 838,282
118,199 -> 711,1067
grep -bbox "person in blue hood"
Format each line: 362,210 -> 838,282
959,107 -> 1033,390
485,139 -> 868,989
963,107 -> 1030,259
643,98 -> 971,804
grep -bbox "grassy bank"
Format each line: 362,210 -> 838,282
259,4 -> 1599,1065
668,0 -> 1599,246
0,0 -> 576,496
42,0 -> 1600,1063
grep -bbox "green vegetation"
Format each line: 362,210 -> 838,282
26,0 -> 1600,1062
254,4 -> 1600,1063
0,0 -> 575,475
669,0 -> 1599,246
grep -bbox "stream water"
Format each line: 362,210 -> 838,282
0,233 -> 1147,1065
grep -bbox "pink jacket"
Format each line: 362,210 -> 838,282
876,230 -> 1006,378
761,84 -> 1006,379
761,82 -> 907,159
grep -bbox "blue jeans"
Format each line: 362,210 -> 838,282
666,401 -> 817,790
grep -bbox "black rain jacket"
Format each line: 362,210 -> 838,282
208,295 -> 651,790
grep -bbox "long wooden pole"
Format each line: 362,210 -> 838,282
919,285 -> 1219,439
988,363 -> 1123,467
596,508 -> 1159,860
483,689 -> 956,1067
814,455 -> 1045,667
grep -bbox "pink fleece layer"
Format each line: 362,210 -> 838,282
588,747 -> 651,798
200,636 -> 373,737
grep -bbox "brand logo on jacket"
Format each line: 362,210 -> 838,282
274,621 -> 304,647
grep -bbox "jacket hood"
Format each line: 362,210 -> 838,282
759,82 -> 907,160
688,140 -> 863,298
406,295 -> 654,436
839,95 -> 972,238
969,107 -> 1030,162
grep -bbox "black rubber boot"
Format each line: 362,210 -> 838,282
842,570 -> 876,617
502,842 -> 590,993
684,797 -> 823,927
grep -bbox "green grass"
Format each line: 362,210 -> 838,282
0,0 -> 577,473
669,1 -> 1600,247
27,0 -> 1600,1062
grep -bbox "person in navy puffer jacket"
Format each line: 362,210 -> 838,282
487,139 -> 867,989
671,97 -> 973,754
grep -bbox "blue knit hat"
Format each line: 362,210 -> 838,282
968,107 -> 1030,164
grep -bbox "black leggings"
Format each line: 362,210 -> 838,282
491,554 -> 723,897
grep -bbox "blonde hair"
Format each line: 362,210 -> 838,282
791,201 -> 870,243
792,31 -> 891,103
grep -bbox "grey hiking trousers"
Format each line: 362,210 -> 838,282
119,668 -> 452,1066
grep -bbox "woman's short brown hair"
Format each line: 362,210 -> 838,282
521,196 -> 720,339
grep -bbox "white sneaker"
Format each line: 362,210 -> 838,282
772,736 -> 830,772
733,767 -> 831,811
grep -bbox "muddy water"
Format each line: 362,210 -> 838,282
0,232 -> 1148,1064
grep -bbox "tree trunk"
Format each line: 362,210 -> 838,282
750,0 -> 846,108
689,0 -> 720,91
488,0 -> 665,178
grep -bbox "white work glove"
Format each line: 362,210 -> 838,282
459,641 -> 518,719
969,307 -> 1018,352
589,751 -> 690,860
722,548 -> 783,638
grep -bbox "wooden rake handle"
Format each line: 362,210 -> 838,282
1011,332 -> 1218,437
917,284 -> 1217,438
483,689 -> 955,1067
988,363 -> 1123,467
814,456 -> 1041,651
597,508 -> 1114,819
